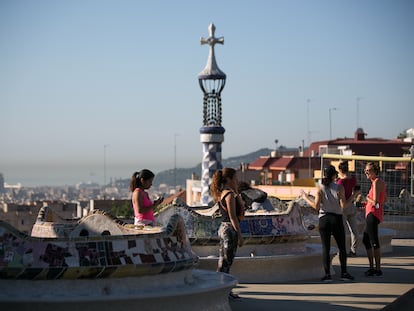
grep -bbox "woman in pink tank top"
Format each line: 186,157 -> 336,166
129,169 -> 163,226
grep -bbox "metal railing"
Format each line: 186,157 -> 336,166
321,154 -> 414,216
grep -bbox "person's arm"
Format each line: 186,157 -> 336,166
235,193 -> 245,218
368,179 -> 386,205
338,184 -> 360,209
301,188 -> 322,211
132,191 -> 139,217
137,190 -> 161,214
224,191 -> 244,247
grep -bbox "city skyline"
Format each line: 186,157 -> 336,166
1,0 -> 413,186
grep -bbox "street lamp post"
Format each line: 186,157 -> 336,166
329,107 -> 338,140
174,134 -> 179,190
356,97 -> 363,129
410,145 -> 414,197
104,144 -> 109,199
306,99 -> 311,146
274,139 -> 278,156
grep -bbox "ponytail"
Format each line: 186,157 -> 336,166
129,171 -> 140,192
210,167 -> 237,202
210,169 -> 223,202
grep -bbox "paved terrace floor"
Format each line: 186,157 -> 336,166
230,239 -> 414,311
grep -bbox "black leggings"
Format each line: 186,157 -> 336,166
217,222 -> 238,273
363,213 -> 380,250
319,213 -> 347,275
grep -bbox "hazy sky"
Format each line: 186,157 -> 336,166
1,0 -> 413,186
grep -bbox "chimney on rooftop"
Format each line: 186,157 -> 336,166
355,128 -> 366,141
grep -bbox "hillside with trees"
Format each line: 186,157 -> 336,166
153,148 -> 273,188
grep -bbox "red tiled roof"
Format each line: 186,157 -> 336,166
248,156 -> 271,170
249,156 -> 284,170
268,157 -> 294,170
268,157 -> 321,170
303,128 -> 412,157
305,138 -> 411,157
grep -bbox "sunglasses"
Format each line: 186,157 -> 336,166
364,168 -> 372,174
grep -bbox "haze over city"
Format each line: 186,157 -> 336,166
1,0 -> 413,187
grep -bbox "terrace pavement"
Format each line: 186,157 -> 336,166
229,239 -> 414,311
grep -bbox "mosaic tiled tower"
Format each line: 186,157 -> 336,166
198,24 -> 226,205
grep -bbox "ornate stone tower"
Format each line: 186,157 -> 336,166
198,24 -> 226,205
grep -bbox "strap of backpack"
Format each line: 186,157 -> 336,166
219,191 -> 235,213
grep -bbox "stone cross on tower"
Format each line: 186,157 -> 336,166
199,24 -> 226,81
201,23 -> 224,46
198,23 -> 227,205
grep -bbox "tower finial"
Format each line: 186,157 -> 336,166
198,23 -> 226,80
